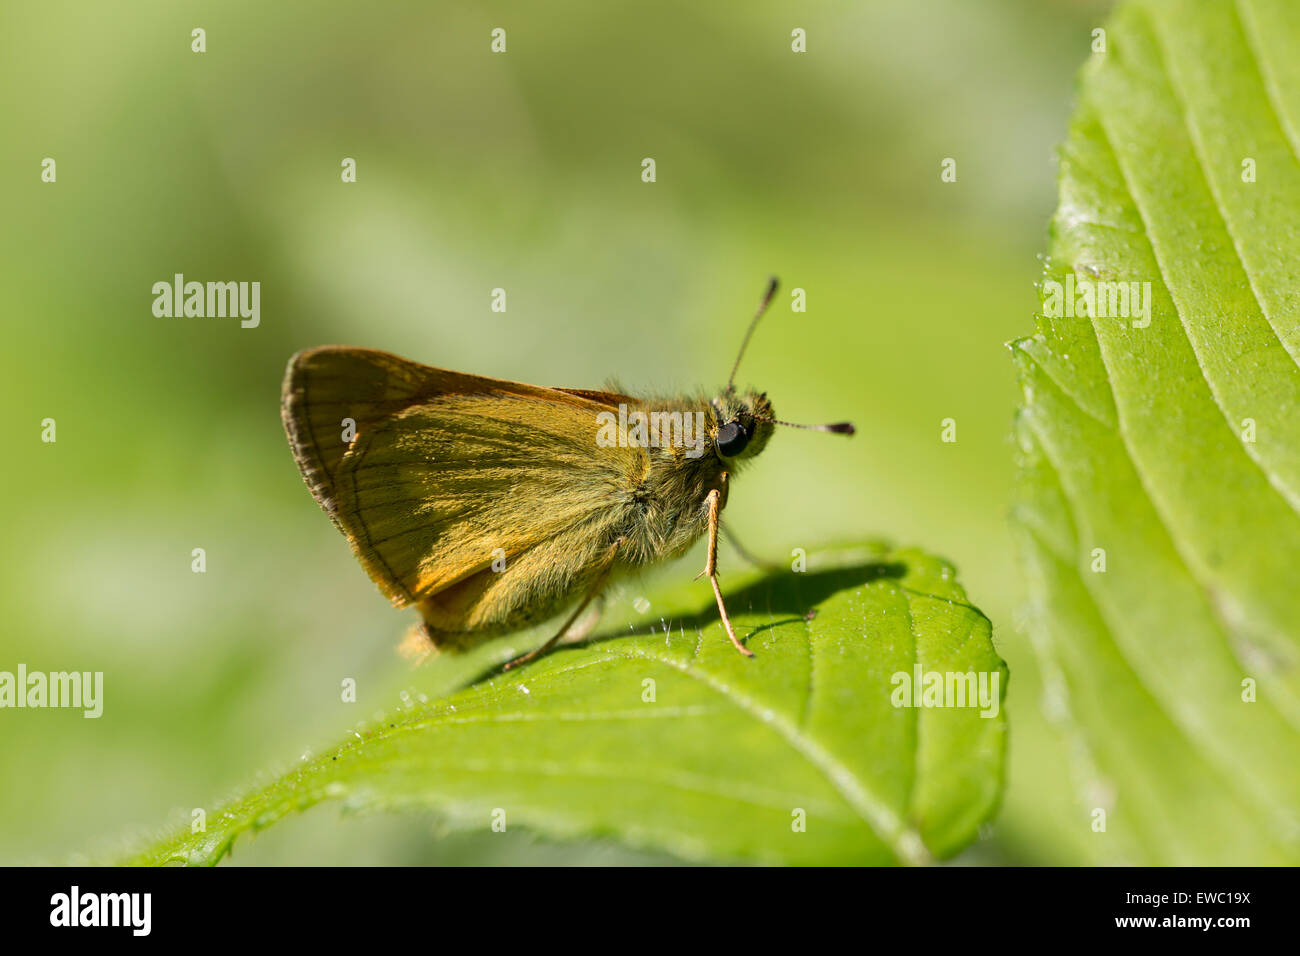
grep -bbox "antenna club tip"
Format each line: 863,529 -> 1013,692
833,422 -> 856,436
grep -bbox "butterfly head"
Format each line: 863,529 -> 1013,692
710,390 -> 775,462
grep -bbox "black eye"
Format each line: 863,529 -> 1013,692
716,421 -> 750,457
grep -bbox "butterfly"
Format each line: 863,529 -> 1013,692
281,279 -> 852,669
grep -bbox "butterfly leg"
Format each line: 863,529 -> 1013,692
503,541 -> 621,671
561,594 -> 606,647
702,486 -> 754,658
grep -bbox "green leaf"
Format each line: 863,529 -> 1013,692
1011,0 -> 1300,864
125,544 -> 1006,865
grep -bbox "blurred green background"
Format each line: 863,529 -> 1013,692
1,0 -> 1111,864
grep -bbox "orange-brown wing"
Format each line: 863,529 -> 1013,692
281,346 -> 643,607
553,386 -> 641,406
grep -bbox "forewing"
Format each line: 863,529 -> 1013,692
553,386 -> 640,406
282,347 -> 643,606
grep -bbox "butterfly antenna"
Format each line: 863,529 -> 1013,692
726,276 -> 779,392
769,418 -> 856,436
